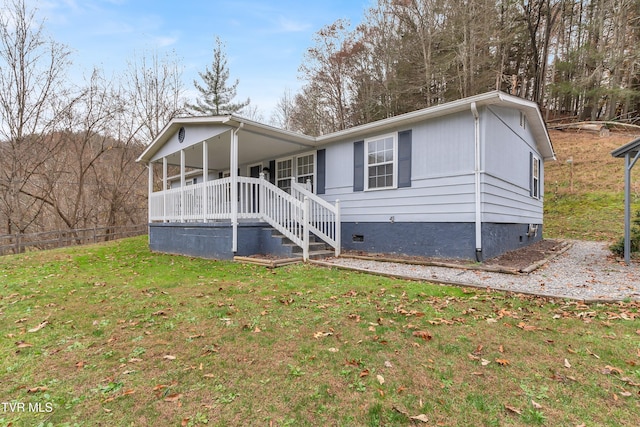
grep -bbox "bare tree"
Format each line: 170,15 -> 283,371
0,0 -> 71,235
125,49 -> 185,142
270,89 -> 296,130
299,19 -> 358,132
238,104 -> 264,122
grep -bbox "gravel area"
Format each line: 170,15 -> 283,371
316,241 -> 640,302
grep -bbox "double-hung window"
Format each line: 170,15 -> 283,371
365,134 -> 396,190
276,153 -> 316,193
296,153 -> 315,190
531,154 -> 540,199
276,158 -> 293,193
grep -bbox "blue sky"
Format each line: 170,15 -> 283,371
29,0 -> 371,120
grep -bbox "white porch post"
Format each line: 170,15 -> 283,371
148,162 -> 153,223
180,149 -> 185,222
231,125 -> 242,252
303,196 -> 309,261
259,172 -> 266,217
202,140 -> 208,222
162,157 -> 168,223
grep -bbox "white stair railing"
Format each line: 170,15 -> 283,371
291,179 -> 341,256
259,174 -> 307,258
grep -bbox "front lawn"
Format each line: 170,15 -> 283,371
1,236 -> 638,426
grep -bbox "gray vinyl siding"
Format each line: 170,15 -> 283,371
481,106 -> 544,223
321,112 -> 477,223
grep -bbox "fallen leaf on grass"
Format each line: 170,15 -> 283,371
586,348 -> 600,359
15,318 -> 27,323
188,334 -> 204,340
495,358 -> 510,366
164,393 -> 183,402
517,322 -> 540,331
76,361 -> 85,369
359,369 -> 370,378
412,330 -> 432,341
505,405 -> 522,415
163,355 -> 176,360
602,365 -> 623,375
481,359 -> 491,366
327,347 -> 339,353
313,331 -> 333,339
376,374 -> 385,385
15,341 -> 33,348
531,400 -> 543,409
203,373 -> 216,378
409,414 -> 429,423
564,359 -> 572,369
27,386 -> 48,393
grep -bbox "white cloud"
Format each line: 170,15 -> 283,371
153,34 -> 178,48
274,16 -> 310,33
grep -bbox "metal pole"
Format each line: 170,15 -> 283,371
624,154 -> 631,265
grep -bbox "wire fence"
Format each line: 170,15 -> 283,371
0,224 -> 147,256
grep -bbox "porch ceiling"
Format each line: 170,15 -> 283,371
162,127 -> 317,170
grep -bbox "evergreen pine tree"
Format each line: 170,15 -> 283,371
188,37 -> 249,115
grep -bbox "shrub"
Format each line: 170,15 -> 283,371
611,209 -> 640,256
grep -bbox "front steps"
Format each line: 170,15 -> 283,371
270,228 -> 335,260
271,229 -> 335,259
232,227 -> 335,267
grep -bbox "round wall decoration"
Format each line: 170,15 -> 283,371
178,126 -> 186,143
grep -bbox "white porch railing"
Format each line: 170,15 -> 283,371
148,175 -> 341,259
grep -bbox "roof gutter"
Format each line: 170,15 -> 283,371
471,102 -> 483,262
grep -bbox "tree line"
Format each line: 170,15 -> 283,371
3,0 -> 639,236
0,0 -> 184,237
277,0 -> 640,135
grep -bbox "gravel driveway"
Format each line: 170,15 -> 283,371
315,241 -> 640,302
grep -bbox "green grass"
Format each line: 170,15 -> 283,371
0,236 -> 638,426
544,191 -> 640,241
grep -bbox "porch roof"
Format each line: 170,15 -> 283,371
137,90 -> 555,166
611,137 -> 640,158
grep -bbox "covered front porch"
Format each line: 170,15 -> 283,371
141,116 -> 340,261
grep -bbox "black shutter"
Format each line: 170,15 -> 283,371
218,171 -> 223,179
353,141 -> 364,192
398,130 -> 412,188
317,149 -> 326,194
269,160 -> 276,184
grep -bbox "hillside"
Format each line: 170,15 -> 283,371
544,129 -> 640,242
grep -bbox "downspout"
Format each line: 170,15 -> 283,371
471,102 -> 483,262
230,123 -> 244,253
